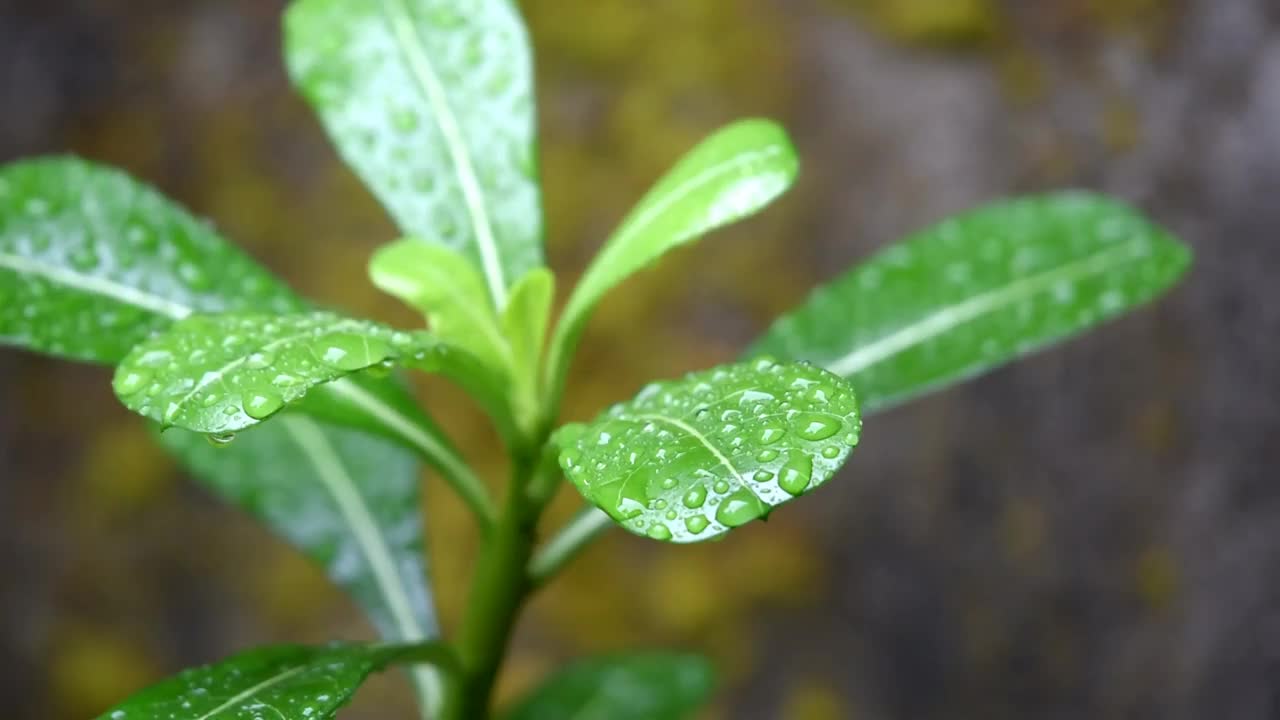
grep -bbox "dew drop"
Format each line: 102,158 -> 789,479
752,470 -> 774,483
271,373 -> 299,388
682,485 -> 707,509
755,448 -> 779,463
794,413 -> 840,441
821,446 -> 841,459
843,432 -> 859,446
206,433 -> 236,448
616,497 -> 645,520
646,523 -> 673,541
246,351 -> 274,369
665,509 -> 678,521
113,369 -> 150,396
660,477 -> 677,489
778,450 -> 814,496
561,449 -> 581,470
714,487 -> 766,528
320,333 -> 391,371
757,422 -> 786,445
685,515 -> 709,534
200,392 -> 221,408
654,498 -> 668,510
245,392 -> 285,420
712,479 -> 730,494
136,349 -> 173,368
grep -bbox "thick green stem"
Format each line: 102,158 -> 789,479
443,448 -> 549,720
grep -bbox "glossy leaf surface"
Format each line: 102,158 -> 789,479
286,0 -> 543,307
751,192 -> 1192,412
0,156 -> 299,363
95,642 -> 447,720
369,239 -> 510,372
114,311 -> 436,434
548,119 -> 798,397
557,358 -> 860,543
503,652 -> 714,720
161,419 -> 438,646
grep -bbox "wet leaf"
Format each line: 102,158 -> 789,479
556,358 -> 860,543
548,119 -> 798,399
503,652 -> 714,720
95,641 -> 452,720
751,192 -> 1192,412
286,0 -> 544,308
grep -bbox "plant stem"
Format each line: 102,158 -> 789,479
444,447 -> 549,719
527,506 -> 613,586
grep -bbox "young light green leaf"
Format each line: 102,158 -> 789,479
285,0 -> 544,308
95,641 -> 454,720
114,311 -> 439,434
750,192 -> 1193,413
369,239 -> 510,373
547,119 -> 798,401
503,267 -> 554,424
503,652 -> 715,720
0,156 -> 300,364
556,358 -> 860,543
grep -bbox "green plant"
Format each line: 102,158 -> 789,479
0,0 -> 1191,717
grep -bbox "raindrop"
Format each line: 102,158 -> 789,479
320,333 -> 391,371
206,433 -> 236,448
616,497 -> 645,520
684,515 -> 709,534
245,392 -> 285,420
778,451 -> 813,496
714,487 -> 766,528
757,422 -> 786,445
660,477 -> 677,489
200,392 -> 221,408
682,485 -> 707,509
246,351 -> 274,369
794,413 -> 840,441
712,479 -> 730,494
821,446 -> 841,459
113,369 -> 150,396
272,373 -> 299,388
752,470 -> 774,483
646,523 -> 673,541
755,448 -> 779,463
654,498 -> 668,510
665,509 -> 678,521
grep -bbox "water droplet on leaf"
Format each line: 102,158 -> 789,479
778,450 -> 814,496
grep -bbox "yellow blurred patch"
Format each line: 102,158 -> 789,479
51,624 -> 159,718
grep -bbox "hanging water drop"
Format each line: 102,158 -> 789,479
714,487 -> 766,528
778,450 -> 813,496
793,413 -> 840,441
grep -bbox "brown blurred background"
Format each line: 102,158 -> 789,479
1,0 -> 1276,718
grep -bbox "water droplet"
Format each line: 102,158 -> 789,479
222,406 -> 239,416
682,485 -> 707,509
778,450 -> 814,496
177,262 -> 210,290
244,392 -> 284,420
755,448 -> 779,463
206,433 -> 236,448
271,373 -> 299,388
162,401 -> 182,424
806,383 -> 836,405
561,449 -> 581,470
660,477 -> 677,489
794,413 -> 840,441
392,109 -> 419,132
665,509 -> 678,521
843,432 -> 859,446
113,369 -> 150,396
715,487 -> 766,528
69,246 -> 97,270
685,515 -> 709,534
752,470 -> 774,483
616,497 -> 645,520
821,446 -> 841,459
654,498 -> 668,510
712,479 -> 730,494
200,392 -> 221,408
320,333 -> 391,371
646,523 -> 673,541
246,351 -> 274,369
136,349 -> 173,368
757,422 -> 786,445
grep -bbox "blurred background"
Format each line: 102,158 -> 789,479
0,0 -> 1275,717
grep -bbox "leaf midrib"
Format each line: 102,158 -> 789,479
378,0 -> 508,308
0,251 -> 191,320
826,241 -> 1144,377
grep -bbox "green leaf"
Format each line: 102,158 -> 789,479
369,239 -> 510,373
95,641 -> 454,720
547,119 -> 798,400
0,156 -> 300,364
750,192 -> 1193,413
503,652 -> 715,720
113,311 -> 439,434
556,358 -> 860,543
0,156 -> 452,708
160,420 -> 438,650
503,267 -> 554,423
285,0 -> 543,309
